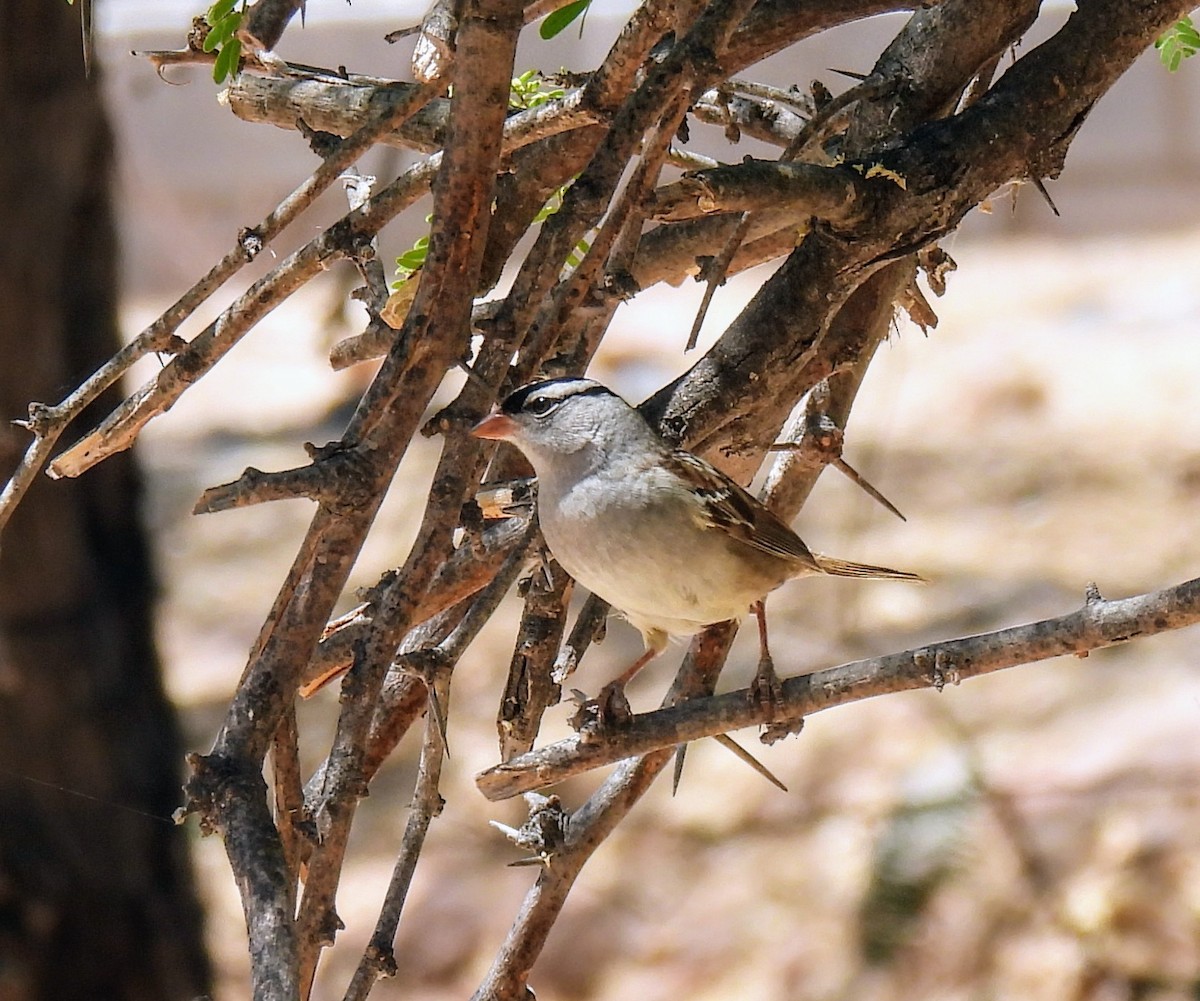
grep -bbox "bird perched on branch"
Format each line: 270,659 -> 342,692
473,377 -> 923,713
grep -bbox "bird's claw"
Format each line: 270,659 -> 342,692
568,682 -> 633,738
596,681 -> 633,726
750,653 -> 785,722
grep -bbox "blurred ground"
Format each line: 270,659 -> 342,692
130,223 -> 1200,1000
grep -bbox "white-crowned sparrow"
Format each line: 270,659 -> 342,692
472,377 -> 923,697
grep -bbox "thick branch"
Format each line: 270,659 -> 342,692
289,3 -> 528,988
229,72 -> 451,153
183,755 -> 300,1001
228,73 -> 603,155
650,161 -> 869,224
645,0 -> 1189,460
245,0 -> 305,49
477,577 -> 1200,800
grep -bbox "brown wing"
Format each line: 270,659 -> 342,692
666,450 -> 823,572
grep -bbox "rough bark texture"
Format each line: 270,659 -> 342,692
0,3 -> 211,999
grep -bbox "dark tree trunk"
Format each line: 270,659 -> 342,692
0,3 -> 212,999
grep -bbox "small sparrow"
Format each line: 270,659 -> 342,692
472,377 -> 922,703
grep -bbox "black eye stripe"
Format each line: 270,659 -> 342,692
500,378 -> 613,416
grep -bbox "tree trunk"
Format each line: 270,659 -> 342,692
0,3 -> 212,999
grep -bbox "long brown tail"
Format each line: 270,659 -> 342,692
813,554 -> 926,583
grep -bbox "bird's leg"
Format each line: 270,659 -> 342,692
612,646 -> 659,688
594,646 -> 658,725
749,600 -> 785,721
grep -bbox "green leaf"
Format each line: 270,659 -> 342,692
212,36 -> 240,83
203,13 -> 240,50
395,232 -> 432,281
539,0 -> 590,40
1157,16 -> 1199,71
206,0 -> 238,22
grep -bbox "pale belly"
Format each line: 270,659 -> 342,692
538,468 -> 793,641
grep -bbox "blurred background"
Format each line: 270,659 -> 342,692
87,1 -> 1200,998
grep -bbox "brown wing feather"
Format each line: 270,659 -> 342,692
812,554 -> 926,582
666,450 -> 926,583
666,450 -> 822,571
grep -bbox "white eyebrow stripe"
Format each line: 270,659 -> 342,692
504,378 -> 611,413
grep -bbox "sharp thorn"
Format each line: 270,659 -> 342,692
833,457 -> 907,522
713,733 -> 788,792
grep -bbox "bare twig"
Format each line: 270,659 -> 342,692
45,78 -> 602,482
0,344 -> 166,534
761,262 -> 913,519
0,75 -> 444,522
498,558 -> 574,759
692,88 -> 807,147
471,622 -> 739,1000
342,528 -> 533,999
341,669 -> 449,1001
302,516 -> 531,696
783,73 -> 894,161
271,705 -> 307,909
650,160 -> 869,224
724,77 -> 815,112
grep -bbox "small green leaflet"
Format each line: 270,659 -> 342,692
392,216 -> 435,288
1155,16 -> 1199,72
212,37 -> 242,82
510,69 -> 566,110
205,0 -> 244,82
539,0 -> 591,40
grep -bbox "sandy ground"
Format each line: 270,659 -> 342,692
132,226 -> 1200,1000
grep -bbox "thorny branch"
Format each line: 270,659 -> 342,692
476,575 -> 1200,800
2,1 -> 1197,999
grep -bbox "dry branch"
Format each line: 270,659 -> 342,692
45,79 -> 600,482
229,73 -> 451,153
649,160 -> 870,224
228,73 -> 604,155
477,576 -> 1200,800
645,0 -> 1188,459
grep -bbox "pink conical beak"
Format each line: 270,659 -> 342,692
471,412 -> 518,440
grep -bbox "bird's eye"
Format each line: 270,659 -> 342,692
525,396 -> 557,417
